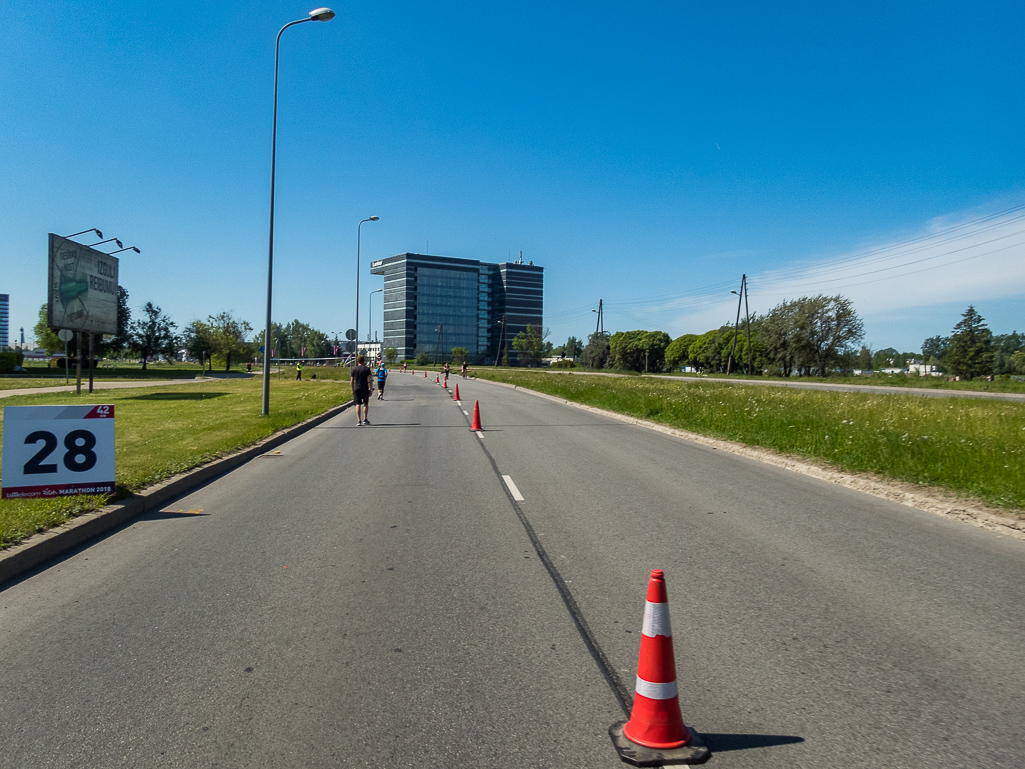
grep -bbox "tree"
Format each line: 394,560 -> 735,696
665,334 -> 699,371
33,304 -> 63,355
450,346 -> 469,364
511,324 -> 548,367
922,335 -> 949,367
383,347 -> 398,364
129,302 -> 178,370
182,320 -> 215,371
759,295 -> 863,377
97,286 -> 132,358
580,331 -> 610,369
562,335 -> 582,359
206,311 -> 253,371
609,330 -> 672,372
945,306 -> 993,379
992,331 -> 1024,375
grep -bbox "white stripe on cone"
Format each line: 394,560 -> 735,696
634,676 -> 679,701
641,600 -> 672,638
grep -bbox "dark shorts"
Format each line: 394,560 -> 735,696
354,390 -> 370,405
377,380 -> 386,391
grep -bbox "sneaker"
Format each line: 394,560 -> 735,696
363,418 -> 371,425
357,420 -> 362,426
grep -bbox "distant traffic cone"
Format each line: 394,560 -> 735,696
424,371 -> 427,378
453,383 -> 460,400
470,400 -> 483,431
444,375 -> 448,388
609,569 -> 710,765
435,375 -> 440,384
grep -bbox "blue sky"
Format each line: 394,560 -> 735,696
3,1 -> 1023,354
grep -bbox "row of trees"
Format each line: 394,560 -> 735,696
33,287 -> 269,371
574,298 -> 1023,380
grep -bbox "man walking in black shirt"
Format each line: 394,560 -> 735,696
350,354 -> 373,425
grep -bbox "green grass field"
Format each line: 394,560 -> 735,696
473,369 -> 1025,513
0,377 -> 351,549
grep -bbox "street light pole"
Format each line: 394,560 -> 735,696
368,288 -> 382,353
262,7 -> 335,416
355,216 -> 379,361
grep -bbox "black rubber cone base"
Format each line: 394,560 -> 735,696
609,722 -> 711,766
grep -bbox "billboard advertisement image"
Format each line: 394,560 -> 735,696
47,234 -> 120,335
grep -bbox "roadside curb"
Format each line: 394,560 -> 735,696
0,400 -> 352,586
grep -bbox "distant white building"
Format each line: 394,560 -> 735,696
908,362 -> 941,376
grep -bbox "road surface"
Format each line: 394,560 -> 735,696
2,373 -> 1023,768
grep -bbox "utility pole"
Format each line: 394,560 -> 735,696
727,274 -> 745,376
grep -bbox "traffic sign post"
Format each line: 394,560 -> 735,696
1,405 -> 116,499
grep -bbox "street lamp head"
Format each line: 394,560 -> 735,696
731,290 -> 738,295
369,215 -> 379,221
309,7 -> 335,21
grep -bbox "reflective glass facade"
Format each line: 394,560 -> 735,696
370,254 -> 543,363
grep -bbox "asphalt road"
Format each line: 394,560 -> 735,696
2,373 -> 1023,768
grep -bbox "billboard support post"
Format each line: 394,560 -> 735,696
88,333 -> 95,393
76,331 -> 82,395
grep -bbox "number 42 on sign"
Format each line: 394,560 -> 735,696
1,405 -> 116,499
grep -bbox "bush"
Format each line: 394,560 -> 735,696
550,359 -> 577,369
0,350 -> 25,372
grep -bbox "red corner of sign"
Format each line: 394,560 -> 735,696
84,405 -> 115,419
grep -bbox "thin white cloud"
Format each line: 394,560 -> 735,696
658,201 -> 1025,336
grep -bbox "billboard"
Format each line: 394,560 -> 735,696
47,234 -> 120,335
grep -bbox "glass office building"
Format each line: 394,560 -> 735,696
369,253 -> 543,363
0,294 -> 9,349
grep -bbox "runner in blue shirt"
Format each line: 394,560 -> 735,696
375,362 -> 388,400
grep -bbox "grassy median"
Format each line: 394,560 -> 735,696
473,369 -> 1025,513
0,377 -> 351,549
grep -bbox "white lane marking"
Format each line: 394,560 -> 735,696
475,431 -> 485,440
502,475 -> 525,501
462,410 -> 469,415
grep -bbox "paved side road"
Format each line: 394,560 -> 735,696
0,376 -> 237,399
543,370 -> 1025,402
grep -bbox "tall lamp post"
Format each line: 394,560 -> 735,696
262,7 -> 335,416
368,288 -> 383,354
355,216 -> 379,360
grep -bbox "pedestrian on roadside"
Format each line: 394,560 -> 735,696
461,360 -> 468,379
443,362 -> 451,380
376,361 -> 388,399
296,360 -> 304,380
350,354 -> 373,425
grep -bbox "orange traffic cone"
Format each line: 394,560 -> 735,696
444,375 -> 448,388
470,400 -> 483,431
453,383 -> 460,400
435,375 -> 440,383
424,371 -> 427,378
609,569 -> 710,766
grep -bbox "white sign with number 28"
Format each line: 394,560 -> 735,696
1,405 -> 115,499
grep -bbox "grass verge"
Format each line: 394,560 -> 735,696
0,377 -> 351,549
473,369 -> 1025,513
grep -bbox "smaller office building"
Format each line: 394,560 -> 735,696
369,253 -> 543,364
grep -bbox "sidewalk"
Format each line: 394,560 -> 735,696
0,376 -> 235,399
